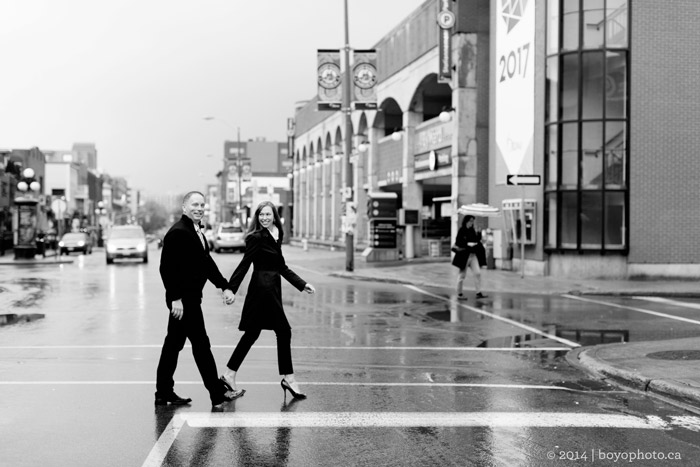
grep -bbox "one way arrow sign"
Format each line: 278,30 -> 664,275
507,174 -> 541,186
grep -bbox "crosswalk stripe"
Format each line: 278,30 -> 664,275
633,296 -> 700,310
0,381 -> 579,391
564,294 -> 700,326
178,411 -> 680,429
405,285 -> 580,347
0,344 -> 571,351
143,411 -> 697,467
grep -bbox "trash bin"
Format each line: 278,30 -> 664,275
302,238 -> 308,251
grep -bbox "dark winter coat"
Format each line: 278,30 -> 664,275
451,226 -> 486,270
228,228 -> 307,331
159,215 -> 229,307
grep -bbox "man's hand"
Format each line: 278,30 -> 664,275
222,289 -> 235,305
303,284 -> 316,294
170,299 -> 184,320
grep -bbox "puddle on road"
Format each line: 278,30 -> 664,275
0,313 -> 45,326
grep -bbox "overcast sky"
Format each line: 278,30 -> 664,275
0,0 -> 426,196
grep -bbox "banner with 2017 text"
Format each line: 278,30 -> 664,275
495,0 -> 535,185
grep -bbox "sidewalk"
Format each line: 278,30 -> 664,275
0,249 -> 74,265
289,246 -> 700,413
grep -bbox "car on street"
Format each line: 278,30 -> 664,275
104,225 -> 148,264
58,232 -> 92,255
212,223 -> 245,253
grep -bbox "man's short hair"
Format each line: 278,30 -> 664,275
182,191 -> 204,205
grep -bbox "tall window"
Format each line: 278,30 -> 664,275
545,0 -> 628,251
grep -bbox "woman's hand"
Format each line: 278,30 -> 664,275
304,284 -> 316,294
170,300 -> 184,320
222,289 -> 235,305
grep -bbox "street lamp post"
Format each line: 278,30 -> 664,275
14,168 -> 42,260
204,117 -> 243,225
95,201 -> 107,247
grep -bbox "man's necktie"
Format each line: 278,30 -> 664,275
194,225 -> 206,249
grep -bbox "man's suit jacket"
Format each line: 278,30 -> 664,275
159,215 -> 229,307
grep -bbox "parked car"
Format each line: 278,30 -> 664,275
105,225 -> 148,264
58,232 -> 92,256
212,223 -> 245,253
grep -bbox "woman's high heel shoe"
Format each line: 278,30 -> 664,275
220,375 -> 234,392
281,379 -> 307,400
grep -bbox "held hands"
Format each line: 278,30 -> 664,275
170,299 -> 184,320
222,289 -> 235,305
303,284 -> 316,294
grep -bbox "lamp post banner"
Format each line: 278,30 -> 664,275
317,49 -> 342,111
494,0 -> 535,184
352,49 -> 377,110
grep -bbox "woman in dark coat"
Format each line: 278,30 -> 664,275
452,214 -> 487,300
221,201 -> 316,399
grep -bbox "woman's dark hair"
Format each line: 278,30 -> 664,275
461,215 -> 475,229
246,201 -> 283,242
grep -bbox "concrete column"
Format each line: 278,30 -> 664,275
330,154 -> 340,242
298,167 -> 306,237
321,157 -> 328,239
402,111 -> 423,259
451,33 -> 481,242
314,161 -> 322,238
293,170 -> 300,237
354,135 -> 367,247
305,163 -> 312,238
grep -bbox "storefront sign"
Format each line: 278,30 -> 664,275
317,49 -> 342,110
414,151 -> 451,173
495,0 -> 535,184
414,120 -> 453,154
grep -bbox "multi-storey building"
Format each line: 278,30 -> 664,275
292,0 -> 699,278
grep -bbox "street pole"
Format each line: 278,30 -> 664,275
343,0 -> 354,272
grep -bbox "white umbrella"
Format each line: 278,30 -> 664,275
457,203 -> 501,217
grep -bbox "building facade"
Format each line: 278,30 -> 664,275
218,138 -> 293,229
291,0 -> 700,278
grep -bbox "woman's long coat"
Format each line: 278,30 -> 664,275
452,226 -> 486,270
228,229 -> 306,331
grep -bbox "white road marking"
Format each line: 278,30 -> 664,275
564,294 -> 700,326
0,381 -> 577,391
143,411 -> 699,466
179,411 -> 676,429
405,285 -> 580,348
142,414 -> 185,467
0,344 -> 571,351
633,296 -> 700,310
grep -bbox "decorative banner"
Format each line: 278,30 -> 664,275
495,0 -> 535,184
437,0 -> 455,83
352,49 -> 377,110
317,49 -> 342,110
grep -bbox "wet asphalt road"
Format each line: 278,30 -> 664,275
1,245 -> 700,466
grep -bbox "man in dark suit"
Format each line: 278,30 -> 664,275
155,191 -> 237,407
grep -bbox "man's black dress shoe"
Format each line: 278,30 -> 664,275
154,392 -> 192,406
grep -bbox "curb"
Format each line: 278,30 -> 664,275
567,345 -> 700,414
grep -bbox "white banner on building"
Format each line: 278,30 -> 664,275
495,0 -> 535,184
